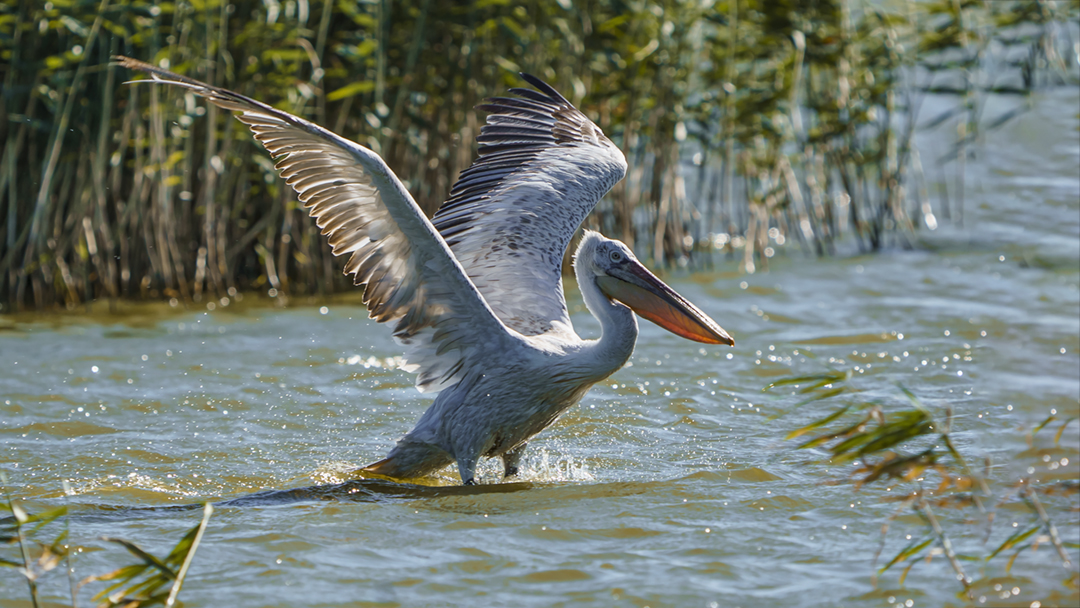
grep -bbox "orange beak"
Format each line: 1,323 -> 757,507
596,261 -> 734,346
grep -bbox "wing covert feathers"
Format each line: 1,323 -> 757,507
432,72 -> 627,336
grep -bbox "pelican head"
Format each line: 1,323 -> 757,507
574,231 -> 734,346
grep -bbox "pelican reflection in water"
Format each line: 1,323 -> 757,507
116,57 -> 734,485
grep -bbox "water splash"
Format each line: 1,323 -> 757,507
338,354 -> 406,369
518,448 -> 595,483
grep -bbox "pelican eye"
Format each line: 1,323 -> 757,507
609,250 -> 623,262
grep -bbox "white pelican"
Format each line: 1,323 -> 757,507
116,57 -> 734,485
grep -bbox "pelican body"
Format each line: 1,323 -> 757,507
117,57 -> 734,485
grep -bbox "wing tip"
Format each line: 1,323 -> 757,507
472,73 -> 573,115
518,72 -> 572,106
112,55 -> 191,86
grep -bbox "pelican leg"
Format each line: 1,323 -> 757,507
502,443 -> 528,478
457,457 -> 478,486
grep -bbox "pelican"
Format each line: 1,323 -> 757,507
116,57 -> 734,485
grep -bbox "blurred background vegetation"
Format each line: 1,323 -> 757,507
0,0 -> 1076,311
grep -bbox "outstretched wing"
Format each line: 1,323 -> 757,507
115,56 -> 513,393
432,74 -> 627,337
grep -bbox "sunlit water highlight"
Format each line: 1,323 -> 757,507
2,90 -> 1078,607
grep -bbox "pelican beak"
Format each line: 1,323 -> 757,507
596,261 -> 735,346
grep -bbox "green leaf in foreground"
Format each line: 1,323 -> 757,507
987,524 -> 1041,561
81,502 -> 213,608
765,370 -> 852,393
770,368 -> 1079,598
784,404 -> 851,440
879,535 -> 934,574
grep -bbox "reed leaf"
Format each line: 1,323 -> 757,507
84,502 -> 213,607
784,404 -> 851,440
987,524 -> 1041,562
879,535 -> 933,574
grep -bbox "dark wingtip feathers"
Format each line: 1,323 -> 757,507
518,72 -> 572,106
471,73 -> 573,113
113,55 -> 205,89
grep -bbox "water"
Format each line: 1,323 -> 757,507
2,89 -> 1078,607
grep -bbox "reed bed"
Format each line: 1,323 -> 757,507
0,0 -> 1075,311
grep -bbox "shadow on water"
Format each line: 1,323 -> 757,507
217,477 -> 537,508
7,475 -> 680,524
8,478 -> 538,524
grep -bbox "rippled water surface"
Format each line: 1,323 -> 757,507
2,90 -> 1078,607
